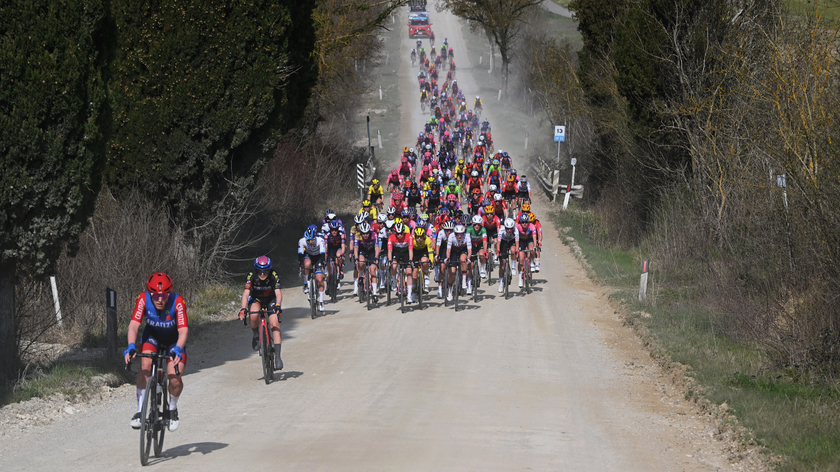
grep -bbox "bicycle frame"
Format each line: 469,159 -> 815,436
127,351 -> 178,465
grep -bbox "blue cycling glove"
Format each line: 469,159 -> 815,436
170,345 -> 183,362
123,343 -> 136,357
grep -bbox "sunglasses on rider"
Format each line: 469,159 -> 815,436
151,293 -> 170,303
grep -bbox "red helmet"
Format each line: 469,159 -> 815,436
146,273 -> 172,294
390,169 -> 398,175
394,192 -> 403,200
401,157 -> 408,163
423,165 -> 430,171
471,187 -> 481,194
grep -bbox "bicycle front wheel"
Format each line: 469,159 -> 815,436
504,260 -> 511,300
261,326 -> 272,384
153,373 -> 168,457
453,270 -> 460,311
140,375 -> 157,465
473,264 -> 480,303
309,278 -> 317,319
399,272 -> 406,313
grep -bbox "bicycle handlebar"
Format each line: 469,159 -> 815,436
125,351 -> 180,376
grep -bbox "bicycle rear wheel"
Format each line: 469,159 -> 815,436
140,375 -> 157,465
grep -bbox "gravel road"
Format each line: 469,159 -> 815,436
0,5 -> 769,471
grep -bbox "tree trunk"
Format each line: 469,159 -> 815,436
487,33 -> 494,71
0,258 -> 19,383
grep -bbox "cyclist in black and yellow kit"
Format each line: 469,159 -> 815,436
411,227 -> 435,295
368,179 -> 384,210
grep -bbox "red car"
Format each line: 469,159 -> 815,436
408,13 -> 432,38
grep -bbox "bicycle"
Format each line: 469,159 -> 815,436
304,261 -> 324,319
394,260 -> 413,314
499,251 -> 512,300
521,245 -> 533,294
243,307 -> 278,385
358,258 -> 377,310
326,257 -> 339,304
126,350 -> 180,466
444,257 -> 464,311
470,253 -> 480,303
485,246 -> 496,283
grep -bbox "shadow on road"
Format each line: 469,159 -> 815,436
151,441 -> 228,464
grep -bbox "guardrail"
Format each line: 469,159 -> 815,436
530,156 -> 560,202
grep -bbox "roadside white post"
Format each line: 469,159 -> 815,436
570,157 -> 577,189
379,85 -> 382,100
562,188 -> 571,210
50,276 -> 62,328
524,132 -> 528,150
497,87 -> 502,101
480,53 -> 482,65
377,129 -> 383,148
639,260 -> 650,302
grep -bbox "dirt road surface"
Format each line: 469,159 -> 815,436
0,6 -> 764,472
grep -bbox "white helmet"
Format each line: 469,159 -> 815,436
454,224 -> 466,234
409,147 -> 415,153
358,222 -> 371,233
493,193 -> 503,201
504,218 -> 516,229
488,184 -> 498,192
471,215 -> 483,225
476,95 -> 480,99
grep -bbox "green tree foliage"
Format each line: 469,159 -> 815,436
0,0 -> 111,381
438,0 -> 544,94
104,0 -> 317,224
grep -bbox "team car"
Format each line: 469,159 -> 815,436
408,13 -> 433,38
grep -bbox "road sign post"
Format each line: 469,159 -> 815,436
554,125 -> 565,168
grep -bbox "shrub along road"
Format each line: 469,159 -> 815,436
0,6 -> 768,471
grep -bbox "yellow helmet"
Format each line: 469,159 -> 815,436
529,213 -> 536,223
403,147 -> 409,153
362,199 -> 371,207
521,203 -> 530,212
484,205 -> 494,214
414,227 -> 426,238
371,178 -> 379,185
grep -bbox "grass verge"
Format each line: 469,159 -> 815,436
556,208 -> 840,471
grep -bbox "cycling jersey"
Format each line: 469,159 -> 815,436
324,230 -> 346,249
354,232 -> 379,254
387,232 -> 414,253
359,206 -> 378,221
244,271 -> 281,300
412,235 -> 435,263
444,185 -> 461,198
498,227 -> 520,242
447,232 -> 470,249
368,184 -> 384,197
516,223 -> 536,241
466,225 -> 487,247
131,292 -> 188,337
517,181 -> 532,195
298,236 -> 326,257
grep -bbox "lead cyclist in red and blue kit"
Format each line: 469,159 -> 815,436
125,273 -> 187,432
